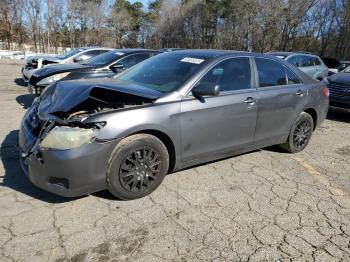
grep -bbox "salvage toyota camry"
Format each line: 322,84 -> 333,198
20,50 -> 329,200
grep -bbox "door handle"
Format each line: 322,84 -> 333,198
296,90 -> 304,96
244,97 -> 256,104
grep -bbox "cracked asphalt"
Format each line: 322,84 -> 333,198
0,59 -> 350,261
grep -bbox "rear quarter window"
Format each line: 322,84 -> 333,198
313,57 -> 322,66
286,68 -> 302,84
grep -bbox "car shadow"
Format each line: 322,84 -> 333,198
16,94 -> 35,109
92,190 -> 120,200
0,130 -> 80,203
327,107 -> 350,123
14,78 -> 27,87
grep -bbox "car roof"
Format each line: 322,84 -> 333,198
79,47 -> 114,51
267,51 -> 319,58
267,51 -> 293,56
166,49 -> 255,58
80,47 -> 157,52
112,48 -> 158,53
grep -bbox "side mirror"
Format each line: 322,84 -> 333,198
73,57 -> 83,63
110,63 -> 124,73
192,83 -> 220,97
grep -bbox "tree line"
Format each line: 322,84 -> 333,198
1,0 -> 349,59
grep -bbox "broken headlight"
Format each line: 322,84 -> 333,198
37,72 -> 70,85
40,126 -> 99,150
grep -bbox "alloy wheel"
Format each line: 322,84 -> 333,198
292,119 -> 312,150
119,147 -> 162,193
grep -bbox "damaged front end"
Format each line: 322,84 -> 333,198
19,80 -> 159,197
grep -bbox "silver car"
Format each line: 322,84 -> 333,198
268,52 -> 328,81
19,50 -> 329,200
22,47 -> 113,82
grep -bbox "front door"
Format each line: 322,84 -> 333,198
180,57 -> 258,163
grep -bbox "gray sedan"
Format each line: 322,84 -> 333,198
19,50 -> 329,200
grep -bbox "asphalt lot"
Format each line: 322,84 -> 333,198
0,59 -> 350,262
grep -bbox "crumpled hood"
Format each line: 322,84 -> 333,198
328,72 -> 350,87
33,63 -> 93,78
38,78 -> 163,116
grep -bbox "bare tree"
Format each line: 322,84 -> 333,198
0,0 -> 349,59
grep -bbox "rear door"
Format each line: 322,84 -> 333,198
180,57 -> 258,162
253,57 -> 306,145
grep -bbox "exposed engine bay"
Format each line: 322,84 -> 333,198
23,83 -> 156,154
52,87 -> 154,121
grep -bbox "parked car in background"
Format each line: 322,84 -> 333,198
22,47 -> 112,82
267,52 -> 328,81
20,50 -> 329,199
321,57 -> 343,75
28,49 -> 159,96
340,61 -> 350,71
327,65 -> 350,109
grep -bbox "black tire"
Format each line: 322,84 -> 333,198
280,112 -> 314,153
107,134 -> 169,200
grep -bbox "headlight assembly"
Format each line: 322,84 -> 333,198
37,72 -> 70,85
40,126 -> 99,150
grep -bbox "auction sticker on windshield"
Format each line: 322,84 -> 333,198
181,57 -> 204,64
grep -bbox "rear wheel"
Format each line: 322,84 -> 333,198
107,134 -> 169,200
280,112 -> 314,153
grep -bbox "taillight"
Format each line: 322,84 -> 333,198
322,86 -> 329,97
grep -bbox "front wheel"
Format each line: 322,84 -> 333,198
107,134 -> 169,200
280,112 -> 314,153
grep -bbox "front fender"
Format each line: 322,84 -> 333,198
84,101 -> 182,157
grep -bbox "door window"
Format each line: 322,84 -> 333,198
300,56 -> 314,67
255,58 -> 287,87
198,57 -> 251,92
287,56 -> 301,67
117,53 -> 151,69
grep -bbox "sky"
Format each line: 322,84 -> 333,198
128,0 -> 150,5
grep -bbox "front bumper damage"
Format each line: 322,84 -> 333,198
19,102 -> 118,197
19,80 -> 159,197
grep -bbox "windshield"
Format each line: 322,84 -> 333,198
82,50 -> 124,66
343,65 -> 350,73
116,53 -> 208,93
56,48 -> 84,60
